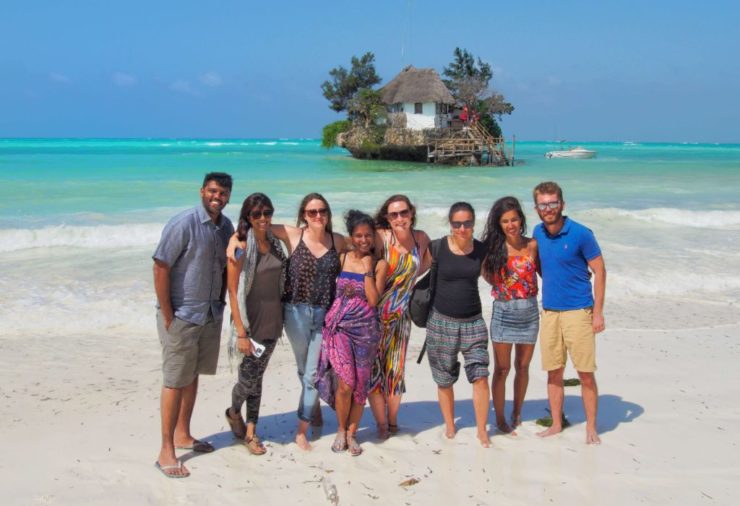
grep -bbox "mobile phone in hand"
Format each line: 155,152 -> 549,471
250,338 -> 266,358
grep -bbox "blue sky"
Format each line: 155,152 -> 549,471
1,0 -> 738,142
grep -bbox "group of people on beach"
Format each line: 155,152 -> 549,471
152,172 -> 606,478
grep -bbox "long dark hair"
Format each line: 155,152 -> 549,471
237,192 -> 273,241
481,196 -> 527,281
374,194 -> 417,229
296,192 -> 333,233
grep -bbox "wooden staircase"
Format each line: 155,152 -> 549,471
429,122 -> 509,166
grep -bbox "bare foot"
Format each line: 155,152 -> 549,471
585,429 -> 601,445
497,421 -> 517,436
295,432 -> 312,451
536,425 -> 562,438
444,425 -> 456,439
477,431 -> 491,448
510,414 -> 522,428
376,423 -> 389,440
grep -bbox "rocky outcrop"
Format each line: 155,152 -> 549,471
337,125 -> 439,162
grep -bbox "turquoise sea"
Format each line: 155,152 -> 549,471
1,139 -> 739,338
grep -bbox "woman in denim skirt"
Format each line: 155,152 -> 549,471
481,196 -> 540,434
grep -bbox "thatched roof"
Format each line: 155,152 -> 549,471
381,66 -> 455,105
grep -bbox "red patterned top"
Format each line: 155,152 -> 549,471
491,256 -> 538,301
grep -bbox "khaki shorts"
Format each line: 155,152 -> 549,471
157,311 -> 222,388
540,308 -> 596,372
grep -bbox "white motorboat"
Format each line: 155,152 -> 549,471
545,146 -> 597,159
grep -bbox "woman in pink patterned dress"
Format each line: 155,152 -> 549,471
316,210 -> 387,456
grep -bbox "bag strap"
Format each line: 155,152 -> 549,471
416,238 -> 443,364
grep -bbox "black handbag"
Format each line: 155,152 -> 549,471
408,239 -> 441,328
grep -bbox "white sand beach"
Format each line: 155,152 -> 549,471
2,287 -> 739,505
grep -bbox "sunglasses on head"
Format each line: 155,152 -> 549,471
249,209 -> 274,219
305,207 -> 328,218
451,220 -> 474,229
387,208 -> 411,220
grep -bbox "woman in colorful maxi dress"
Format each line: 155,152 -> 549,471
368,195 -> 431,439
316,210 -> 388,456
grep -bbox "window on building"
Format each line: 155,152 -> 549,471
414,102 -> 423,114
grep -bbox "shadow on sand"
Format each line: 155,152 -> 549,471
186,393 -> 643,460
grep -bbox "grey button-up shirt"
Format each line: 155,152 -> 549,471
153,204 -> 234,325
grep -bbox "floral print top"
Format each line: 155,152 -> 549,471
491,255 -> 538,301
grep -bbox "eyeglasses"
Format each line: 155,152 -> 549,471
305,207 -> 328,218
451,220 -> 475,229
250,209 -> 274,219
535,201 -> 561,211
387,209 -> 411,220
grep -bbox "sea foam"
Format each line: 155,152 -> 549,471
0,223 -> 162,252
587,207 -> 740,230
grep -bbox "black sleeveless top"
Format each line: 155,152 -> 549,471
433,238 -> 486,318
283,230 -> 341,309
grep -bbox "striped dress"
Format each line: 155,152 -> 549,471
369,233 -> 421,396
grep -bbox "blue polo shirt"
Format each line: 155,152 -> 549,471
533,217 -> 601,311
153,204 -> 234,325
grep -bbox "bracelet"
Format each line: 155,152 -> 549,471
364,271 -> 375,279
238,336 -> 248,340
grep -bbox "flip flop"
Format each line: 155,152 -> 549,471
225,408 -> 246,440
154,460 -> 190,479
176,440 -> 215,453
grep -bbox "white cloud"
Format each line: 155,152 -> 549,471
49,72 -> 71,84
112,72 -> 138,87
170,79 -> 200,96
199,72 -> 223,87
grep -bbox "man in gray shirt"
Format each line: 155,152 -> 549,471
153,172 -> 234,478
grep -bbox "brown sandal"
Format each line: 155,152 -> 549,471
225,408 -> 246,440
244,435 -> 267,455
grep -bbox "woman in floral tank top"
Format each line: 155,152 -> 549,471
481,196 -> 540,435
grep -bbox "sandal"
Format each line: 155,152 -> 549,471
225,408 -> 246,440
244,435 -> 267,456
331,431 -> 347,453
347,434 -> 363,457
388,423 -> 400,434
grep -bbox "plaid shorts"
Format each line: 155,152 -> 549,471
425,308 -> 490,386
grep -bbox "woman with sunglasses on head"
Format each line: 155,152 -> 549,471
368,194 -> 431,439
276,193 -> 346,450
425,202 -> 491,447
226,192 -> 346,451
481,196 -> 539,435
225,193 -> 287,455
315,210 -> 388,456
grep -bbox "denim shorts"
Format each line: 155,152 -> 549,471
490,297 -> 539,345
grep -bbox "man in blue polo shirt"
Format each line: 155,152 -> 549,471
532,181 -> 606,445
153,172 -> 234,477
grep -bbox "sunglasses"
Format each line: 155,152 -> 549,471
451,220 -> 475,229
387,208 -> 411,220
535,201 -> 561,211
249,209 -> 274,219
305,207 -> 328,218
